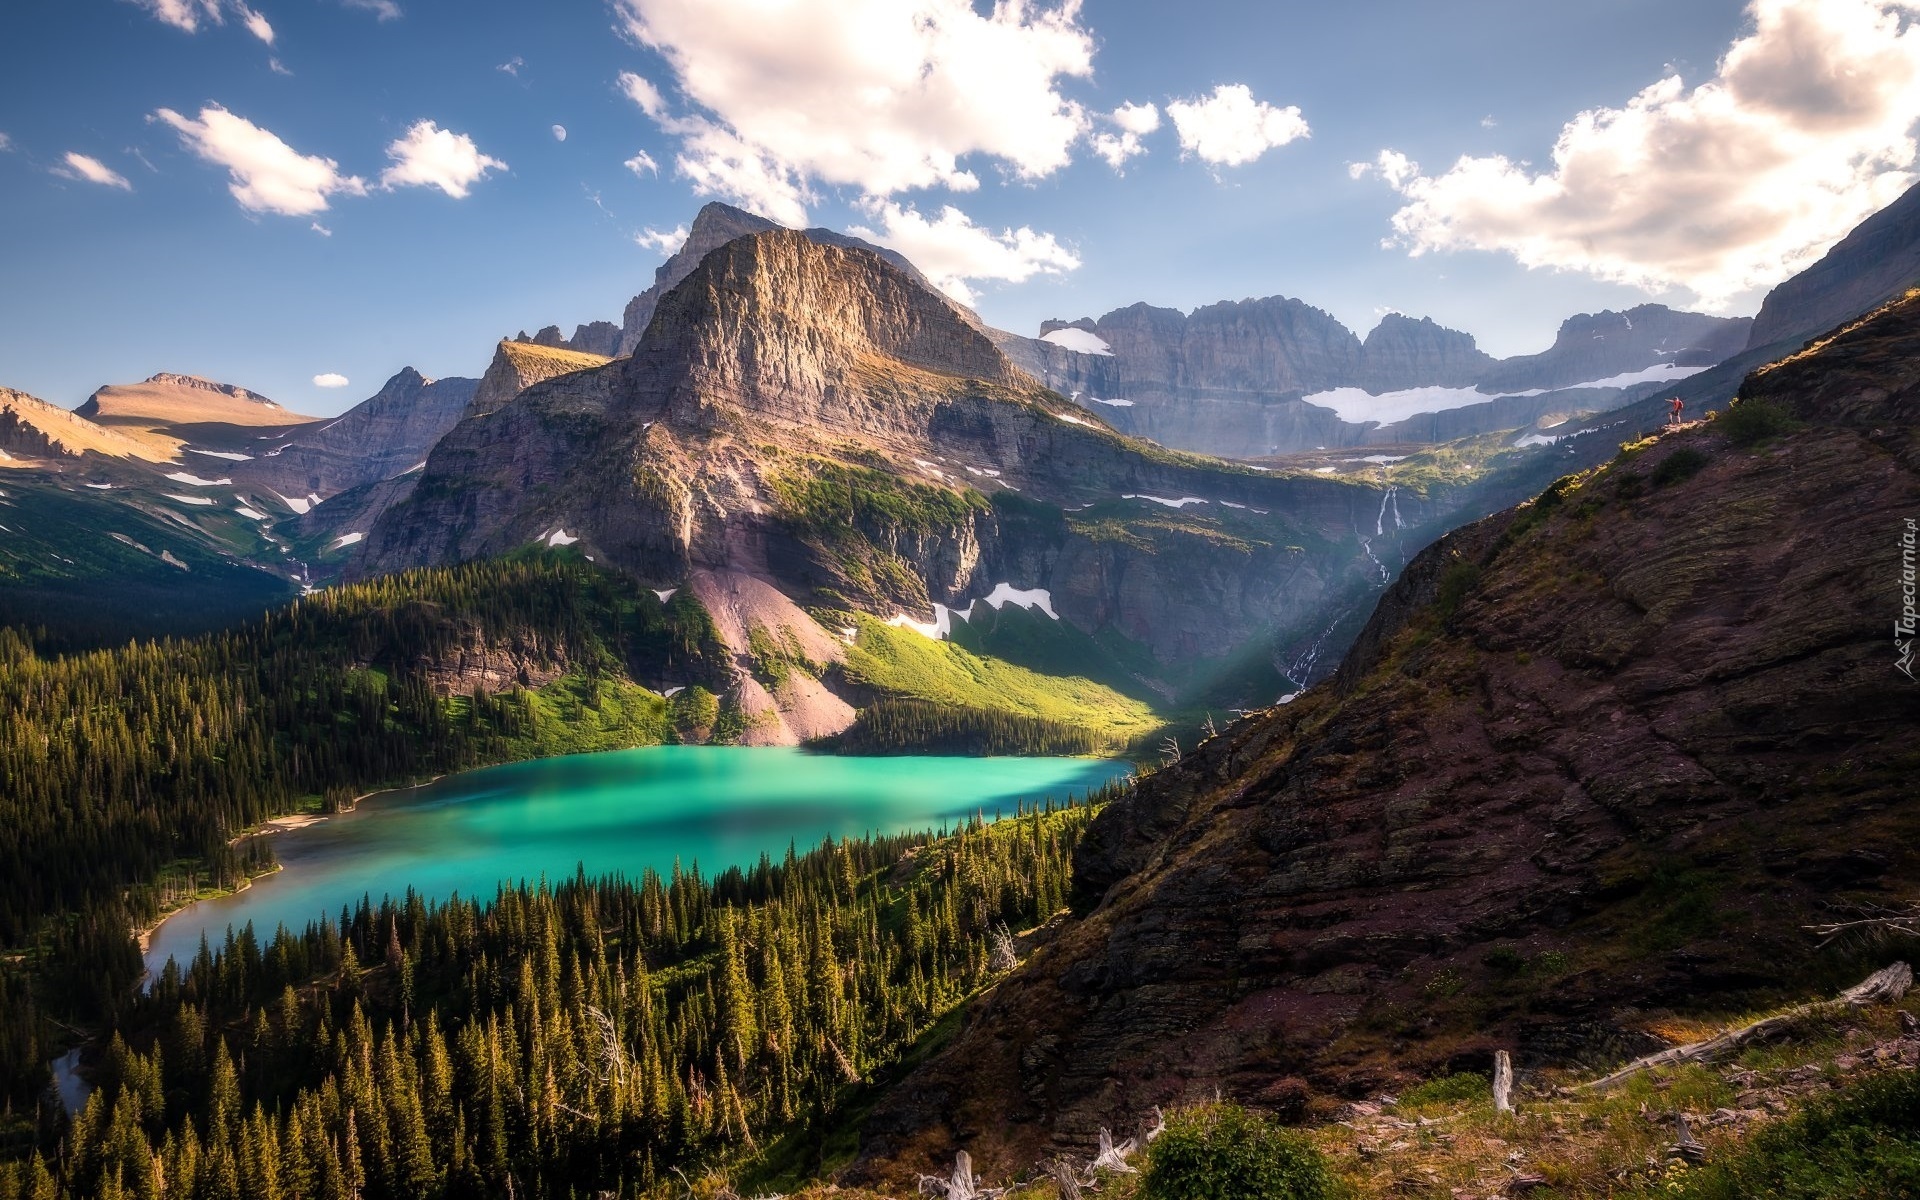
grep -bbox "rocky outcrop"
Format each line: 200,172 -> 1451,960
1747,181 -> 1920,352
850,296 -> 1920,1185
1353,313 -> 1494,391
77,373 -> 310,427
468,340 -> 612,417
231,368 -> 476,501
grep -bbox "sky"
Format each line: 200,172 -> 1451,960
4,0 -> 1920,415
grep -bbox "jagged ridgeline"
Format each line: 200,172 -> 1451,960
1,805 -> 1102,1200
0,552 -> 732,948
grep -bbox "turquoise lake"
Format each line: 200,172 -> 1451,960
145,746 -> 1129,974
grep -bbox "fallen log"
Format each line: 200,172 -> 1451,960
1580,963 -> 1912,1093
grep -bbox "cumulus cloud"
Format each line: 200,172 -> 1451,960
55,153 -> 134,190
155,105 -> 366,216
617,71 -> 666,119
1166,84 -> 1309,166
0,133 -> 13,152
1091,100 -> 1159,170
611,0 -> 1093,224
341,0 -> 400,19
128,0 -> 222,32
237,4 -> 272,43
379,121 -> 507,198
313,373 -> 350,388
849,202 -> 1080,306
624,149 -> 659,176
635,225 -> 688,254
1361,0 -> 1920,305
552,124 -> 568,142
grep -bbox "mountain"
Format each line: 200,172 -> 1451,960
997,302 -> 1750,457
850,291 -> 1920,1182
0,386 -> 168,464
615,201 -> 941,356
1747,180 -> 1920,352
355,229 -> 1524,735
229,367 -> 477,505
74,372 -> 319,459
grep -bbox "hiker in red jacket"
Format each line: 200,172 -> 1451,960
1668,396 -> 1685,426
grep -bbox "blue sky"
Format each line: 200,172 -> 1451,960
4,0 -> 1917,414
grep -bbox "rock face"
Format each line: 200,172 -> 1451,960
850,295 -> 1920,1184
616,202 -> 942,355
996,302 -> 1749,457
231,368 -> 477,501
1473,304 -> 1752,393
1747,180 -> 1920,352
77,373 -> 311,428
468,340 -> 612,417
359,230 -> 1499,721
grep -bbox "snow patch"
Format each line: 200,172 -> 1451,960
1124,494 -> 1208,509
1358,454 -> 1407,464
662,686 -> 684,698
185,447 -> 253,461
402,461 -> 426,474
1313,466 -> 1338,473
1302,362 -> 1707,426
1054,411 -> 1093,426
975,583 -> 1058,620
165,471 -> 232,487
1040,327 -> 1113,356
234,506 -> 269,520
271,490 -> 311,515
84,482 -> 114,490
962,466 -> 1002,478
332,531 -> 365,549
1220,501 -> 1248,509
1513,433 -> 1559,448
545,528 -> 579,547
1086,395 -> 1134,407
1570,362 -> 1706,390
887,605 -> 959,641
163,493 -> 217,506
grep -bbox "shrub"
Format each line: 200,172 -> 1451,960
1636,1068 -> 1920,1199
1651,447 -> 1711,489
1434,559 -> 1482,621
1484,946 -> 1527,976
1718,397 -> 1800,446
1141,1103 -> 1335,1200
1397,1072 -> 1490,1109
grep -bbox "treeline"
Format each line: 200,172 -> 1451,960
828,698 -> 1104,756
0,554 -> 729,947
0,805 -> 1101,1199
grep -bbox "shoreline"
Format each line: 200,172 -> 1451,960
137,775 -> 447,961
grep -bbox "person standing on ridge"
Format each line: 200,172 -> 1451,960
1668,396 -> 1685,426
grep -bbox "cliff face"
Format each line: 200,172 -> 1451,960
360,230 -> 1481,713
1747,180 -> 1920,352
851,295 -> 1920,1184
998,302 -> 1750,457
0,387 -> 169,463
468,340 -> 612,417
230,368 -> 477,501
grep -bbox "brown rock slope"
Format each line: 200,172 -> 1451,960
851,294 -> 1920,1184
0,386 -> 170,464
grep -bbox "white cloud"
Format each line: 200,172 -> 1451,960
635,225 -> 688,254
498,56 -> 524,76
1091,100 -> 1159,170
379,121 -> 507,198
1364,0 -> 1920,306
611,0 -> 1093,224
1480,115 -> 1498,129
310,221 -> 332,236
1166,83 -> 1310,166
341,0 -> 400,19
624,149 -> 659,176
55,153 -> 134,190
552,124 -> 568,142
129,0 -> 222,32
617,71 -> 666,119
155,105 -> 366,216
0,133 -> 13,152
849,202 -> 1080,306
268,57 -> 292,75
237,4 -> 273,43
313,373 -> 350,388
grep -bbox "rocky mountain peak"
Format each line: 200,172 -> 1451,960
1747,179 -> 1920,353
628,228 -> 1023,431
140,372 -> 282,407
1355,312 -> 1493,391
